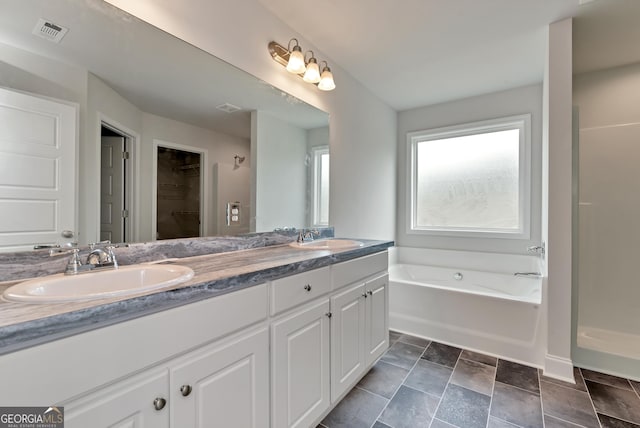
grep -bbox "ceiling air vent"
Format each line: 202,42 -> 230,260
32,18 -> 69,43
216,103 -> 242,114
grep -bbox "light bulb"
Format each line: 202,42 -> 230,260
286,45 -> 306,74
318,66 -> 336,91
303,58 -> 321,83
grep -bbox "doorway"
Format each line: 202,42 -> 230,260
100,124 -> 130,243
155,145 -> 203,240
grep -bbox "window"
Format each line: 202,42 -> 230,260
311,146 -> 329,226
407,114 -> 531,239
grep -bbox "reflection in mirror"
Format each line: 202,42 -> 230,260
573,0 -> 640,363
0,0 -> 329,252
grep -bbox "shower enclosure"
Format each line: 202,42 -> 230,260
156,147 -> 201,240
573,63 -> 640,380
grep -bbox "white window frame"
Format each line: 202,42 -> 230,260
311,146 -> 329,227
407,114 -> 531,239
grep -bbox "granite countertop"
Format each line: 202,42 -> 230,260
0,239 -> 392,355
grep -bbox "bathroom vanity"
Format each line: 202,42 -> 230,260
0,238 -> 391,428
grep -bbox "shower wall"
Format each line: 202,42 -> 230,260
573,62 -> 640,375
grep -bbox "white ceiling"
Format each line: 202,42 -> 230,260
258,0 -> 640,111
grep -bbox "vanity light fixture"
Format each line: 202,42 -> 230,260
285,38 -> 306,74
302,51 -> 321,84
268,39 -> 336,91
317,61 -> 336,91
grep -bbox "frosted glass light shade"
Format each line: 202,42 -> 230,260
286,47 -> 306,74
303,60 -> 321,83
318,67 -> 336,91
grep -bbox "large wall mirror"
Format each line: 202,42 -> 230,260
0,0 -> 329,252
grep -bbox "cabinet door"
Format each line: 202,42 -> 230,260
171,327 -> 269,428
365,274 -> 389,366
272,298 -> 331,428
64,369 -> 169,428
330,282 -> 366,402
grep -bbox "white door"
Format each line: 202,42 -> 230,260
330,282 -> 366,402
64,368 -> 169,428
170,327 -> 269,428
100,136 -> 125,243
365,274 -> 389,366
0,87 -> 77,251
272,299 -> 331,428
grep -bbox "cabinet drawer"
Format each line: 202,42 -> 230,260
331,251 -> 388,290
270,267 -> 331,315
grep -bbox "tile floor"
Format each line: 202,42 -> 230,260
319,331 -> 640,428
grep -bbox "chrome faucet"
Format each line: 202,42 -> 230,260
297,229 -> 319,243
63,244 -> 119,275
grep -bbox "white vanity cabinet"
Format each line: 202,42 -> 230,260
170,326 -> 269,428
271,251 -> 389,427
330,272 -> 389,402
64,367 -> 170,428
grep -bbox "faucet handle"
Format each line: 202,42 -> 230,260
64,249 -> 83,275
106,246 -> 119,269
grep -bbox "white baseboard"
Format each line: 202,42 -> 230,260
543,354 -> 575,383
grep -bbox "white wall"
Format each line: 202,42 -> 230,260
543,18 -> 574,382
396,84 -> 543,254
251,110 -> 307,231
104,0 -> 397,241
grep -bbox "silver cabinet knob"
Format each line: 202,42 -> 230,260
362,292 -> 368,298
180,384 -> 192,397
325,312 -> 332,318
367,290 -> 373,296
153,397 -> 167,411
304,284 -> 312,292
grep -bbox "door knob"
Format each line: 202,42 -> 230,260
153,397 -> 167,411
180,384 -> 192,397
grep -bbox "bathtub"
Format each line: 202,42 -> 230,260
389,247 -> 546,367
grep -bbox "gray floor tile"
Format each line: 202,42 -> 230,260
540,380 -> 600,428
321,386 -> 388,428
631,381 -> 640,396
430,419 -> 457,428
378,385 -> 439,428
544,415 -> 585,427
598,413 -> 640,428
450,358 -> 496,396
357,360 -> 409,399
421,342 -> 462,368
372,422 -> 393,428
540,367 -> 588,392
490,382 -> 543,428
399,333 -> 431,349
435,384 -> 491,428
582,369 -> 633,390
389,330 -> 402,344
404,359 -> 453,397
461,349 -> 498,367
488,417 -> 520,427
495,359 -> 540,394
586,380 -> 640,425
381,341 -> 424,370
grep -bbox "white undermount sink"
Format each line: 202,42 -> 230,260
289,238 -> 364,250
2,264 -> 195,304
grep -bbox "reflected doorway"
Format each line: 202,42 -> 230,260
155,146 -> 203,240
100,125 -> 130,243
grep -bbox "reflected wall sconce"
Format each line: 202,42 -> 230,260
268,39 -> 336,91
